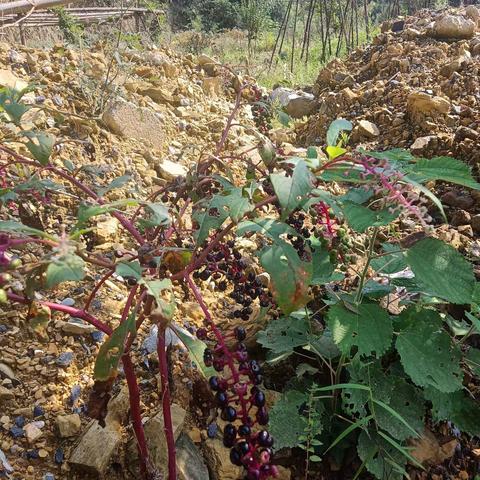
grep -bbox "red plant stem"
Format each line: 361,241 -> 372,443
157,325 -> 177,480
120,285 -> 139,322
7,291 -> 112,334
215,85 -> 245,156
0,145 -> 145,245
185,274 -> 249,423
121,353 -> 150,480
84,269 -> 115,311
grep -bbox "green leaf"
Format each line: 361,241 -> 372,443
0,220 -> 49,238
96,175 -> 132,196
357,430 -> 405,480
405,238 -> 475,304
326,303 -> 393,356
402,175 -> 447,222
115,260 -> 142,281
269,389 -> 311,450
138,203 -> 170,229
465,347 -> 480,376
374,381 -> 424,440
140,279 -> 175,319
45,253 -> 85,288
94,313 -> 136,381
371,243 -> 407,275
170,325 -> 215,378
396,309 -> 463,392
270,159 -> 314,218
237,219 -> 312,314
407,156 -> 480,190
194,186 -> 254,245
342,202 -> 398,233
310,237 -> 336,285
326,415 -> 373,453
326,119 -> 352,147
365,148 -> 414,165
3,101 -> 31,125
306,146 -> 318,159
257,315 -> 309,360
75,199 -> 138,230
326,145 -> 346,160
307,330 -> 341,360
278,110 -> 291,127
424,387 -> 480,436
377,431 -> 424,469
23,131 -> 55,166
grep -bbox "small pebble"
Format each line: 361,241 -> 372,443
33,405 -> 45,418
207,422 -> 218,439
0,325 -> 8,334
15,416 -> 25,428
9,426 -> 24,438
44,474 -> 55,480
90,331 -> 104,343
69,385 -> 81,405
56,352 -> 74,367
35,95 -> 46,104
61,298 -> 75,307
54,447 -> 64,464
26,449 -> 39,460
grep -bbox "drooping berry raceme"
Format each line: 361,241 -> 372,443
354,154 -> 432,229
190,245 -> 278,479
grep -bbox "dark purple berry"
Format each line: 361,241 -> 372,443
223,406 -> 237,422
196,328 -> 208,340
216,392 -> 228,406
253,391 -> 266,407
256,407 -> 269,425
238,424 -> 251,437
246,469 -> 260,480
209,376 -> 220,391
230,447 -> 243,466
238,440 -> 250,455
224,423 -> 237,438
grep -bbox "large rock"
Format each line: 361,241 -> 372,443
270,87 -> 316,118
140,87 -> 176,106
156,159 -> 188,181
69,388 -> 130,475
103,98 -> 164,150
355,120 -> 379,139
430,14 -> 476,39
127,403 -> 186,478
465,5 -> 480,24
203,438 -> 243,480
0,69 -> 28,90
407,91 -> 450,118
176,432 -> 209,480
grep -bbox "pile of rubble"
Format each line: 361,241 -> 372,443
299,6 -> 480,166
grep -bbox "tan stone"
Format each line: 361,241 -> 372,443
356,119 -> 380,138
56,414 -> 81,438
407,91 -> 450,118
431,15 -> 476,39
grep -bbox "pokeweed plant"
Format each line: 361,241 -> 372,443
0,77 -> 479,480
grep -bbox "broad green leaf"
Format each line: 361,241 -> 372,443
237,219 -> 312,314
170,324 -> 215,378
45,253 -> 85,288
377,431 -> 424,469
194,186 -> 254,245
23,131 -> 55,166
138,203 -> 170,229
75,199 -> 138,230
270,159 -> 314,218
306,146 -> 317,159
257,315 -> 309,359
269,389 -> 312,450
405,238 -> 475,304
396,309 -> 463,392
371,243 -> 407,275
424,387 -> 480,436
326,415 -> 373,453
407,156 -> 480,190
96,175 -> 132,196
140,278 -> 175,319
326,303 -> 393,356
326,119 -> 352,147
0,220 -> 49,238
278,110 -> 291,127
357,430 -> 405,480
464,347 -> 480,376
3,101 -> 31,125
307,330 -> 341,360
310,237 -> 336,285
374,381 -> 424,440
342,202 -> 398,232
364,148 -> 414,165
94,313 -> 136,381
115,260 -> 142,281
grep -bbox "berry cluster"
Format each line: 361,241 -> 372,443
197,323 -> 278,479
251,99 -> 272,135
286,213 -> 312,262
193,241 -> 273,318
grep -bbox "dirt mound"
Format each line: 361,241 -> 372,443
299,6 -> 480,166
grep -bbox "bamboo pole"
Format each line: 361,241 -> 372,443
0,0 -> 82,15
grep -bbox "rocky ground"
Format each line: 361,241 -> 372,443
0,5 -> 480,480
299,5 -> 480,167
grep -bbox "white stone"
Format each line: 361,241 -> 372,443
156,159 -> 188,181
